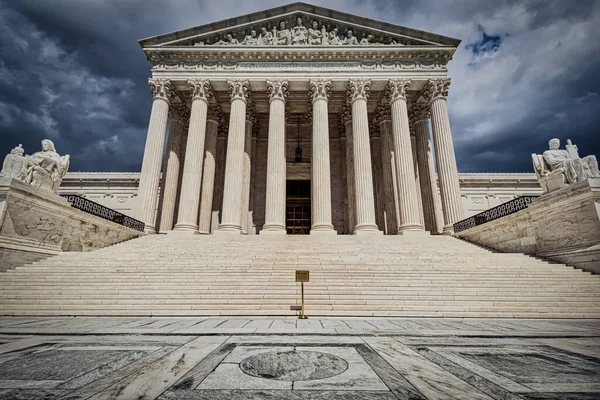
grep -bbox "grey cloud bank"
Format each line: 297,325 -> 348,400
0,0 -> 598,172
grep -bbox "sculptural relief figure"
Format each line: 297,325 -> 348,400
17,139 -> 70,193
308,20 -> 325,45
328,27 -> 341,45
0,144 -> 25,180
543,138 -> 599,184
275,21 -> 291,45
343,29 -> 359,45
242,30 -> 259,45
360,34 -> 374,45
216,33 -> 239,45
291,17 -> 308,45
258,27 -> 274,45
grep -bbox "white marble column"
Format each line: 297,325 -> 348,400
411,134 -> 425,226
157,105 -> 186,233
173,80 -> 212,232
262,80 -> 288,234
137,78 -> 173,233
410,102 -> 440,233
341,105 -> 356,234
348,79 -> 380,234
218,80 -> 250,233
426,78 -> 464,233
377,104 -> 399,234
197,105 -> 221,234
309,79 -> 335,234
387,79 -> 424,234
240,107 -> 255,234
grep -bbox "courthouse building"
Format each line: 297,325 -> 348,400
62,3 -> 542,236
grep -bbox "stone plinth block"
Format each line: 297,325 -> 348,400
457,178 -> 600,273
0,179 -> 142,271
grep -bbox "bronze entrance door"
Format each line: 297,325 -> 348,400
286,180 -> 311,235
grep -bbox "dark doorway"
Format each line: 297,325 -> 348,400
286,180 -> 311,235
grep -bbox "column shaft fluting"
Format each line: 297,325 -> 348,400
158,116 -> 185,233
379,119 -> 399,234
198,117 -> 219,234
310,80 -> 335,233
262,80 -> 288,234
388,80 -> 424,233
219,80 -> 250,233
342,108 -> 356,234
137,79 -> 172,233
427,79 -> 463,233
411,135 -> 425,226
174,80 -> 211,232
348,80 -> 379,233
414,118 -> 440,233
240,115 -> 254,234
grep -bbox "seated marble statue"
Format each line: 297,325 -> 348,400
328,27 -> 341,45
543,138 -> 599,183
308,20 -> 325,45
242,30 -> 259,45
0,144 -> 25,180
275,21 -> 291,45
17,139 -> 70,193
343,29 -> 359,45
291,17 -> 308,45
360,34 -> 374,45
258,27 -> 274,45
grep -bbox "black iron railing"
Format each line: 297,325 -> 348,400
62,194 -> 145,232
453,195 -> 539,233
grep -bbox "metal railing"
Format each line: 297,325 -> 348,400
62,195 -> 145,232
453,195 -> 539,233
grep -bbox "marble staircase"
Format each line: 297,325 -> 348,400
1,234 -> 599,318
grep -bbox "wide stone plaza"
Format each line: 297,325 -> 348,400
0,2 -> 599,399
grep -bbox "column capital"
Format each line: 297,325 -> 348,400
309,79 -> 332,103
266,80 -> 288,103
227,79 -> 251,103
218,123 -> 228,138
149,78 -> 175,103
169,103 -> 189,123
207,103 -> 222,123
408,101 -> 429,125
188,79 -> 213,104
424,78 -> 451,103
245,105 -> 257,125
375,103 -> 391,125
340,103 -> 352,125
347,79 -> 371,103
386,79 -> 410,105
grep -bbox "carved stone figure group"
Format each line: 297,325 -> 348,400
198,17 -> 392,46
0,140 -> 70,193
532,138 -> 599,194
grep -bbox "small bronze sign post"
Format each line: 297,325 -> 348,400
295,270 -> 309,319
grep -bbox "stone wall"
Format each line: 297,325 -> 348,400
0,179 -> 143,271
456,178 -> 600,273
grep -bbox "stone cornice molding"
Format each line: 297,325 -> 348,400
425,78 -> 450,103
386,79 -> 410,105
347,79 -> 370,104
309,79 -> 332,103
266,79 -> 289,104
149,78 -> 175,103
187,79 -> 213,104
340,104 -> 352,125
227,79 -> 251,103
207,103 -> 222,123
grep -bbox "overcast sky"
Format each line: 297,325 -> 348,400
1,0 -> 599,173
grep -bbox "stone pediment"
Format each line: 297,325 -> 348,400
139,2 -> 460,48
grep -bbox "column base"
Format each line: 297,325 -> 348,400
172,223 -> 199,233
397,229 -> 430,236
310,228 -> 337,235
260,228 -> 287,235
442,224 -> 455,235
197,230 -> 211,235
215,224 -> 242,235
354,224 -> 383,235
144,225 -> 157,234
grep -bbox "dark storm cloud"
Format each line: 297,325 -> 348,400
0,0 -> 598,172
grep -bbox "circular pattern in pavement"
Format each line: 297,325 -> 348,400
239,350 -> 348,381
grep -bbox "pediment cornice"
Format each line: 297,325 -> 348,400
139,3 -> 461,49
